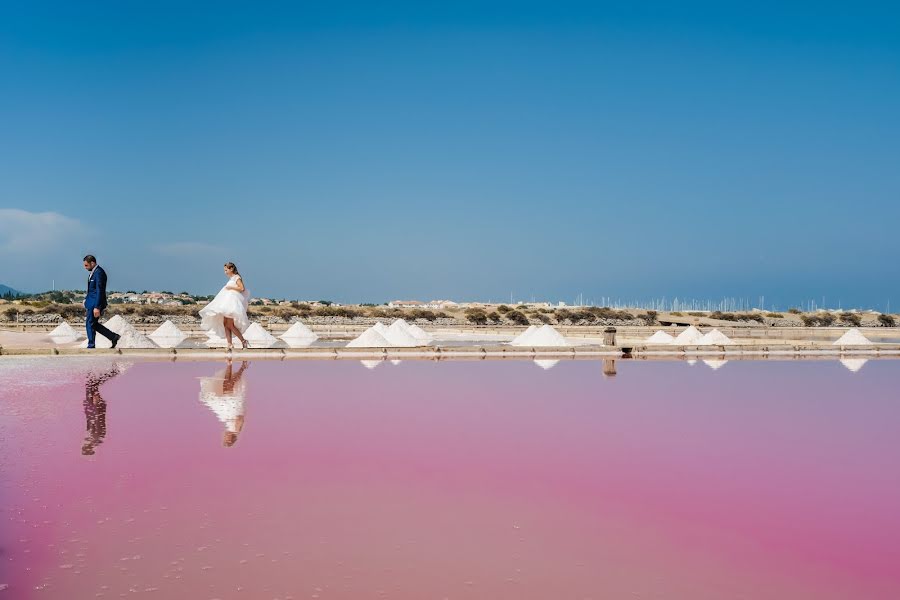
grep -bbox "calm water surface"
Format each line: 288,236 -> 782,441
1,357 -> 899,599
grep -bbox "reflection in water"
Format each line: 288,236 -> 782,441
533,359 -> 559,370
199,360 -> 249,447
840,358 -> 868,373
360,359 -> 383,370
703,359 -> 728,370
82,365 -> 120,455
602,359 -> 617,377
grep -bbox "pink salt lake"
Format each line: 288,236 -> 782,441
1,357 -> 899,599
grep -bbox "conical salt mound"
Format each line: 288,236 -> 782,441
840,358 -> 867,373
280,321 -> 318,341
833,328 -> 872,345
347,327 -> 393,348
533,359 -> 559,370
104,314 -> 130,335
406,323 -> 433,343
527,324 -> 569,347
243,323 -> 278,348
511,325 -> 538,345
48,321 -> 82,342
673,325 -> 704,345
80,317 -> 157,349
645,330 -> 675,344
385,320 -> 423,347
149,320 -> 187,348
698,329 -> 734,345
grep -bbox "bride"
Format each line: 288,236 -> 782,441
199,262 -> 251,349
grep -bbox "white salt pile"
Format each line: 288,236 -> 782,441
840,358 -> 867,373
511,324 -> 569,347
833,328 -> 872,345
645,330 -> 675,344
385,320 -> 425,347
280,321 -> 318,342
698,329 -> 734,345
243,323 -> 279,348
533,359 -> 559,370
703,359 -> 728,370
104,314 -> 129,333
149,320 -> 188,348
48,321 -> 82,343
510,325 -> 537,345
672,325 -> 704,345
406,323 -> 433,343
347,326 -> 393,348
80,316 -> 157,349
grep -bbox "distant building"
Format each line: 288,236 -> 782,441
388,300 -> 425,308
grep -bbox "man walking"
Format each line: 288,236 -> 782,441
82,255 -> 120,349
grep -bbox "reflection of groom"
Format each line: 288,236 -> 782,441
82,365 -> 120,455
82,254 -> 120,349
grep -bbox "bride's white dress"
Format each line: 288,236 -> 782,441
199,275 -> 250,337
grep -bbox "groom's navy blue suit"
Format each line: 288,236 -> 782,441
85,266 -> 117,348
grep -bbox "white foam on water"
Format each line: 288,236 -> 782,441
347,327 -> 393,348
673,326 -> 704,345
697,329 -> 734,345
840,358 -> 867,373
645,330 -> 675,344
833,328 -> 872,345
280,321 -> 318,341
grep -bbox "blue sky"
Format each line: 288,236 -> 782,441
1,1 -> 898,309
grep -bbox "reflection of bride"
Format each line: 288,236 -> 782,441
199,360 -> 249,447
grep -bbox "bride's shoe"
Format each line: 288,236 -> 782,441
241,339 -> 250,349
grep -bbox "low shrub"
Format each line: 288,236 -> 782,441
487,311 -> 502,323
496,305 -> 512,314
801,313 -> 836,327
766,312 -> 784,318
670,311 -> 683,316
505,310 -> 530,325
788,307 -> 802,314
465,308 -> 488,325
839,312 -> 862,327
878,314 -> 896,327
642,310 -> 658,324
533,313 -> 552,324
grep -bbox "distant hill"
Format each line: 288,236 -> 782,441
1,284 -> 24,298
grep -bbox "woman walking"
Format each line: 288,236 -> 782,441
199,262 -> 251,349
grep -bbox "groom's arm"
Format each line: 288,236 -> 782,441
98,268 -> 108,308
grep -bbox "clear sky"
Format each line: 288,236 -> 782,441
1,1 -> 898,309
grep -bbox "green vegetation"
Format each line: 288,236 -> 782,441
765,312 -> 784,318
788,307 -> 802,314
496,305 -> 511,314
839,312 -> 862,327
709,311 -> 764,324
465,308 -> 488,325
504,310 -> 529,325
801,313 -> 836,327
878,314 -> 896,327
487,311 -> 502,323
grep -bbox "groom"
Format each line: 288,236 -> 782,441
82,255 -> 120,349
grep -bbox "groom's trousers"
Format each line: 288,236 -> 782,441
85,308 -> 116,348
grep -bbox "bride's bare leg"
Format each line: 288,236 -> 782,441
226,318 -> 247,346
224,318 -> 234,348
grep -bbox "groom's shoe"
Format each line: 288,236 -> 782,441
110,334 -> 121,349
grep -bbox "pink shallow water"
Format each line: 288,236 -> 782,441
1,358 -> 900,599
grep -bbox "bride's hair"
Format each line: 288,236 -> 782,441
224,262 -> 240,276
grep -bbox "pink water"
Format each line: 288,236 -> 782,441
1,357 -> 899,599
